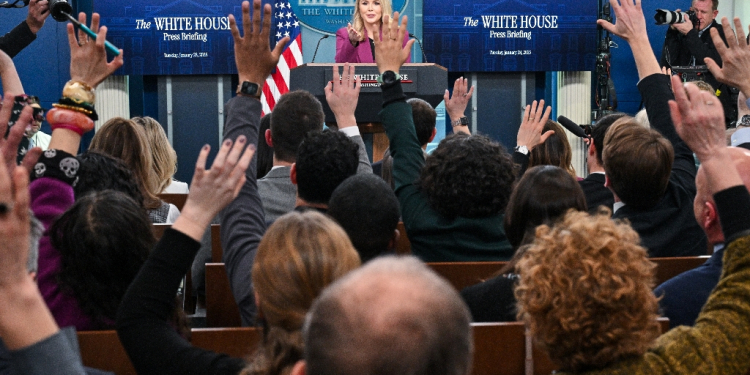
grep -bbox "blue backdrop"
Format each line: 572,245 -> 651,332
423,0 -> 598,72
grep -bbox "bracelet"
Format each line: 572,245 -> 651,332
58,97 -> 98,121
50,123 -> 85,136
63,80 -> 96,104
47,108 -> 95,134
53,103 -> 93,116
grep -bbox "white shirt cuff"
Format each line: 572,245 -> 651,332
339,126 -> 361,137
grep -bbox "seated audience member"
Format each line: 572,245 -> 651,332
132,116 -> 189,194
0,0 -> 49,58
528,120 -> 576,177
373,21 -> 520,261
376,97 -> 437,188
328,174 -> 400,263
256,114 -> 273,179
292,256 -> 472,375
291,130 -> 359,213
0,12 -> 122,375
260,64 -> 371,222
514,4 -> 750,373
117,18 -> 361,371
461,165 -> 587,322
258,91 -> 324,222
579,113 -> 624,213
597,4 -> 707,258
730,91 -> 750,149
89,117 -> 180,223
655,146 -> 750,327
0,51 -> 49,160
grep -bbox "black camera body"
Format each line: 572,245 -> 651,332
654,9 -> 699,26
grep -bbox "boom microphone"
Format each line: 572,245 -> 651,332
557,115 -> 589,139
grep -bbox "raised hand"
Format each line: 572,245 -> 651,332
596,0 -> 648,43
669,75 -> 725,161
67,12 -> 124,89
325,63 -> 361,128
25,0 -> 49,34
174,137 -> 256,240
0,96 -> 42,175
516,100 -> 553,151
444,77 -> 474,123
373,12 -> 414,74
706,17 -> 750,97
230,0 -> 289,86
346,22 -> 363,44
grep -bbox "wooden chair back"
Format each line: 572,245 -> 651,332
427,262 -> 507,291
651,256 -> 709,285
205,262 -> 242,327
211,224 -> 222,262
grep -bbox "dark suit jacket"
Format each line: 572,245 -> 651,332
611,74 -> 707,257
0,21 -> 36,58
579,173 -> 613,214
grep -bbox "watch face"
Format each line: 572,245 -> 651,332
241,82 -> 261,97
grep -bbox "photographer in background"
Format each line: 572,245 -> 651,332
0,0 -> 50,58
659,0 -> 733,125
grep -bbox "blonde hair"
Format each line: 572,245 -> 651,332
242,211 -> 361,375
132,116 -> 177,194
515,209 -> 660,372
351,0 -> 393,38
89,118 -> 161,210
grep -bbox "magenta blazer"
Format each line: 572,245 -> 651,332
335,27 -> 411,63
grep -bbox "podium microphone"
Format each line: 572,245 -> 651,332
557,115 -> 589,139
311,35 -> 329,63
409,33 -> 428,63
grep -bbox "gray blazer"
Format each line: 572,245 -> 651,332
258,166 -> 296,223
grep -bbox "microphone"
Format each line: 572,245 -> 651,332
311,35 -> 329,63
557,116 -> 589,139
409,33 -> 428,63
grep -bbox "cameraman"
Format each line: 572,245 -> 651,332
660,0 -> 733,124
0,0 -> 50,58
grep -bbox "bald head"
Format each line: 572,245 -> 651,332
300,257 -> 473,375
694,147 -> 750,244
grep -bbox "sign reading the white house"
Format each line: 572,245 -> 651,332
95,0 -> 271,75
423,0 -> 598,72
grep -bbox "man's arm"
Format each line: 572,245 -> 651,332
683,21 -> 726,66
324,63 -> 372,174
219,0 -> 288,326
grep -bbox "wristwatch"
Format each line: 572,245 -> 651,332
451,117 -> 469,127
237,81 -> 262,99
376,71 -> 401,85
514,145 -> 529,155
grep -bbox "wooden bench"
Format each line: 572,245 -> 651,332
205,262 -> 242,327
158,193 -> 188,211
78,319 -> 669,375
78,327 -> 261,375
429,256 -> 710,292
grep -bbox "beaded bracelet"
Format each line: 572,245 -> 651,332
56,98 -> 98,121
63,80 -> 96,104
47,107 -> 95,135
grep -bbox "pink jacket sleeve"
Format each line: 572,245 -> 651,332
336,27 -> 359,63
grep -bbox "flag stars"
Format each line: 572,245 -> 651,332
276,32 -> 282,39
285,21 -> 291,28
293,20 -> 299,27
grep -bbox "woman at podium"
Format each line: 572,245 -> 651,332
335,0 -> 411,63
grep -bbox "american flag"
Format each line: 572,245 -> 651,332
261,0 -> 302,115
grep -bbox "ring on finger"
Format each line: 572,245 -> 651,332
705,101 -> 715,105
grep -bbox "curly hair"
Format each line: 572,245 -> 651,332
515,210 -> 660,373
295,130 -> 360,204
418,133 -> 515,218
242,211 -> 360,375
50,190 -> 153,328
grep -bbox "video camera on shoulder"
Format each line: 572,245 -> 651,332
654,9 -> 699,25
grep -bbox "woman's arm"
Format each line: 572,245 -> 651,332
336,27 -> 359,63
0,50 -> 23,94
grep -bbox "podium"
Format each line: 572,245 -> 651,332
290,63 -> 448,162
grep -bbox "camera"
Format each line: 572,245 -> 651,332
49,0 -> 72,22
654,9 -> 699,26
